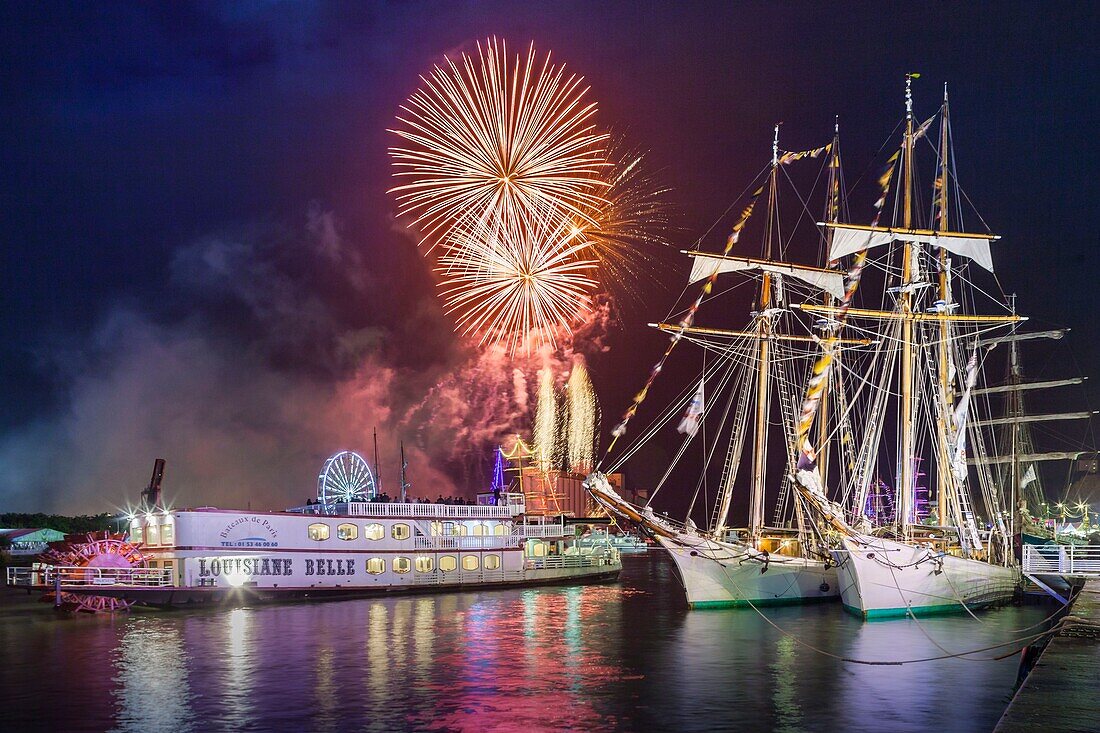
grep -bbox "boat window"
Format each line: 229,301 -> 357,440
415,556 -> 434,572
363,523 -> 384,540
484,554 -> 501,570
461,555 -> 479,571
494,523 -> 506,536
530,541 -> 547,557
439,555 -> 457,572
430,521 -> 443,537
366,558 -> 385,574
146,523 -> 160,546
130,525 -> 144,544
454,524 -> 468,537
392,523 -> 411,540
472,523 -> 485,537
308,523 -> 330,541
442,521 -> 455,536
160,523 -> 174,546
337,523 -> 358,541
393,557 -> 411,574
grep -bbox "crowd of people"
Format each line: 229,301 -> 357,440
305,493 -> 477,506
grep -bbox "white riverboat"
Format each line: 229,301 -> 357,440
6,458 -> 621,609
576,527 -> 650,554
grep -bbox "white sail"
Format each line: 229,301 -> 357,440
687,252 -> 846,299
827,223 -> 997,272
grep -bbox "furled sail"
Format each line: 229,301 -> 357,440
686,252 -> 846,299
825,223 -> 998,272
948,349 -> 984,550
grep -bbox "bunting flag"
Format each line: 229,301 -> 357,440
872,149 -> 900,211
778,143 -> 831,166
796,141 -> 901,470
676,379 -> 706,437
913,114 -> 935,143
607,184 -> 767,448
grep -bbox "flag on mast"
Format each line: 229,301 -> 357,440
677,380 -> 705,437
1021,464 -> 1038,490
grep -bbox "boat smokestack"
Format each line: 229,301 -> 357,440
142,458 -> 166,509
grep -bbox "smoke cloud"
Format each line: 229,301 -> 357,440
0,205 -> 610,514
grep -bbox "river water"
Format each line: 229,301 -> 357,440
0,552 -> 1045,732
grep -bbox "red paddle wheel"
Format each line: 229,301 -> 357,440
39,531 -> 147,613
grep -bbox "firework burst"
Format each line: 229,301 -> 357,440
565,361 -> 598,473
438,211 -> 599,354
533,367 -> 560,471
390,39 -> 670,355
388,37 -> 610,247
566,141 -> 673,303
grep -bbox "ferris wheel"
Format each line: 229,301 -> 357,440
318,450 -> 376,505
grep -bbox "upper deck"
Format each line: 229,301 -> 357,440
285,497 -> 525,520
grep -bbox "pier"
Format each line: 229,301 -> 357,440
994,551 -> 1100,733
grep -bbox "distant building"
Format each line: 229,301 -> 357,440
0,528 -> 66,556
520,470 -> 629,517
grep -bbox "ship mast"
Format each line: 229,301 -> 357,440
748,124 -> 781,541
817,118 -> 843,491
898,74 -> 918,537
1009,296 -> 1021,537
935,84 -> 955,528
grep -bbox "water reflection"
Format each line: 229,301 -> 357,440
836,612 -> 1021,731
0,554 -> 1045,733
111,618 -> 194,733
212,608 -> 254,728
771,636 -> 803,733
366,600 -> 389,712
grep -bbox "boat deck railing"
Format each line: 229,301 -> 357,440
529,552 -> 620,569
511,524 -> 566,538
409,554 -> 619,586
7,565 -> 173,588
412,526 -> 567,551
1023,544 -> 1100,577
288,502 -> 524,519
411,568 -> 527,586
414,536 -> 515,551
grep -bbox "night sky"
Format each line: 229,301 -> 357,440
1,2 -> 1097,514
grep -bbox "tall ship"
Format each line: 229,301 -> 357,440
588,124 -> 860,608
7,452 -> 620,611
981,322 -> 1097,545
791,77 -> 1023,618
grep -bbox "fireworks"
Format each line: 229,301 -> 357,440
389,38 -> 668,354
438,212 -> 598,353
388,37 -> 609,246
533,367 -> 560,471
568,142 -> 673,302
565,361 -> 598,473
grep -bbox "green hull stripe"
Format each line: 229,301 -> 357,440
843,601 -> 1005,620
690,594 -> 839,610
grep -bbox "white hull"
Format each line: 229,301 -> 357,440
834,534 -> 1020,618
657,533 -> 839,608
38,503 -> 624,606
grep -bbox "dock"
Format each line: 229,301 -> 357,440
994,576 -> 1100,732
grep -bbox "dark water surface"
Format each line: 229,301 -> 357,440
0,553 -> 1045,732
